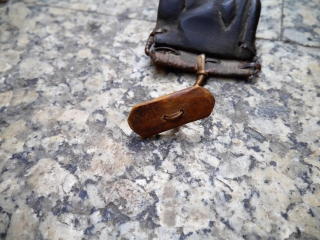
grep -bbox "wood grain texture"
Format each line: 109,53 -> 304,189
128,86 -> 215,138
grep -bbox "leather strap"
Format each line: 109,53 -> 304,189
148,47 -> 261,79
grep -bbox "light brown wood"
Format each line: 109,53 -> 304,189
128,86 -> 215,138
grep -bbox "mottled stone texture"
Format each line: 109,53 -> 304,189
283,0 -> 320,47
0,1 -> 320,240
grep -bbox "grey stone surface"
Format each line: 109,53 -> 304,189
256,0 -> 282,40
22,0 -> 159,21
0,1 -> 320,240
283,0 -> 320,47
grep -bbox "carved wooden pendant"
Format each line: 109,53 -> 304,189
128,86 -> 215,138
128,54 -> 216,138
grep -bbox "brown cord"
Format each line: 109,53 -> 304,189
145,29 -> 165,56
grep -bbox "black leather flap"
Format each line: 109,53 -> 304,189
154,0 -> 261,61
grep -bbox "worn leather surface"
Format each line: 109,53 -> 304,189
149,48 -> 260,78
154,0 -> 261,61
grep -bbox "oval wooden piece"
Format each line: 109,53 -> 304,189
128,86 -> 215,138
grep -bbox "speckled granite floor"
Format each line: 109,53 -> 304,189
0,0 -> 319,239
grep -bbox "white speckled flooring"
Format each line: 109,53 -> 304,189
0,0 -> 319,239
